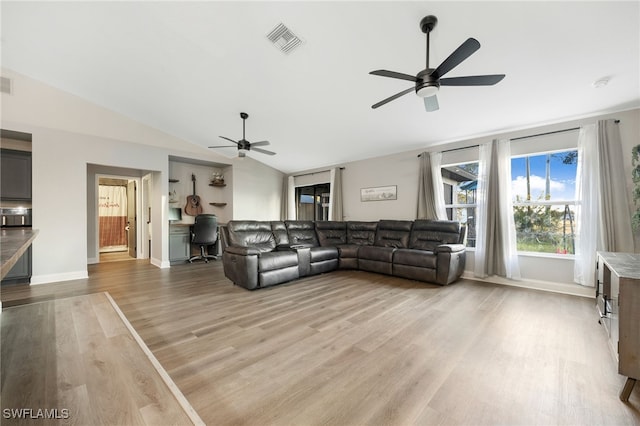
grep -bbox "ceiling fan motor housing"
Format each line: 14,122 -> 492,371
415,69 -> 439,97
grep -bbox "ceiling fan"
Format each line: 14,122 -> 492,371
370,15 -> 505,112
209,112 -> 276,157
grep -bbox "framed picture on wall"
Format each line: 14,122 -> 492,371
360,185 -> 397,202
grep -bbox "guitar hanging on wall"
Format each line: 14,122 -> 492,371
185,174 -> 203,216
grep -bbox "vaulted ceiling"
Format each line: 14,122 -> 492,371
2,1 -> 639,173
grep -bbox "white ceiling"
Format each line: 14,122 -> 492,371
2,1 -> 639,174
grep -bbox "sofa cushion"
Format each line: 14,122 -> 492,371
270,221 -> 290,247
285,220 -> 319,246
374,220 -> 412,248
315,221 -> 347,246
409,220 -> 462,251
258,251 -> 299,272
393,248 -> 438,269
358,245 -> 395,263
346,221 -> 377,245
310,246 -> 339,262
228,221 -> 276,252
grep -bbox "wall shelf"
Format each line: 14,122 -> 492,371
209,182 -> 226,187
209,203 -> 227,207
169,179 -> 179,183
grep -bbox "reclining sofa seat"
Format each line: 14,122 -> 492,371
358,220 -> 413,275
285,221 -> 339,276
222,221 -> 299,290
393,220 -> 466,285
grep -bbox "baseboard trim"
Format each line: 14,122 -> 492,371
30,270 -> 89,285
461,271 -> 595,298
150,258 -> 170,269
87,257 -> 98,265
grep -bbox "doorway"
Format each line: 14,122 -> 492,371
98,177 -> 137,262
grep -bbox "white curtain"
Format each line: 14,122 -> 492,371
287,176 -> 295,220
329,167 -> 344,221
574,124 -> 601,286
574,120 -> 634,286
474,139 -> 521,279
417,152 -> 447,220
430,152 -> 448,220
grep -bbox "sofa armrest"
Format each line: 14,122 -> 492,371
434,243 -> 466,254
225,245 -> 261,256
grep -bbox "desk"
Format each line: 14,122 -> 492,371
169,223 -> 223,264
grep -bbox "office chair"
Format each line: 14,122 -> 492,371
188,214 -> 218,263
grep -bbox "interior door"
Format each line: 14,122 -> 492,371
127,180 -> 137,258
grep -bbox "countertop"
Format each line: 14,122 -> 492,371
1,228 -> 38,280
597,251 -> 640,280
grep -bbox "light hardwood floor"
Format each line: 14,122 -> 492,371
2,260 -> 640,425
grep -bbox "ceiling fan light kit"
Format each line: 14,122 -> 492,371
370,15 -> 505,112
208,112 -> 276,158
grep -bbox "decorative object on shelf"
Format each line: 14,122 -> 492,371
211,172 -> 225,185
169,189 -> 178,203
632,144 -> 640,230
360,185 -> 397,202
184,174 -> 203,216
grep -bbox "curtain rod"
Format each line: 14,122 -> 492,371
293,167 -> 344,178
418,119 -> 620,156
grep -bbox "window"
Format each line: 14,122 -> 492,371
442,162 -> 478,248
511,150 -> 577,255
295,183 -> 330,221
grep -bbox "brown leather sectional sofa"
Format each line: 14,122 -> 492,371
220,219 -> 466,290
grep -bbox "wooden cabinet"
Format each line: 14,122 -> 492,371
169,225 -> 191,264
1,149 -> 32,200
596,251 -> 640,401
1,246 -> 32,285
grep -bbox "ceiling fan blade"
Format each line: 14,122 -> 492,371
424,95 -> 439,112
370,70 -> 417,82
440,74 -> 505,86
371,86 -> 415,109
250,141 -> 270,147
431,38 -> 481,79
252,147 -> 276,156
219,136 -> 239,145
208,145 -> 237,148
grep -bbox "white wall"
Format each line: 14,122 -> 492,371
1,69 -> 283,283
231,156 -> 284,220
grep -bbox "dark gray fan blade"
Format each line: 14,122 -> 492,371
252,147 -> 276,156
440,74 -> 505,86
370,70 -> 417,82
424,95 -> 439,112
371,86 -> 415,109
208,145 -> 236,148
250,141 -> 270,147
431,38 -> 481,79
219,136 -> 239,145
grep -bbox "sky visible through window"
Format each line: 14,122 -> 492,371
511,151 -> 577,203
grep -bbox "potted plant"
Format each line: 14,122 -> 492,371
633,144 -> 640,230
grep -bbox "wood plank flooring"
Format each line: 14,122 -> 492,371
1,292 -> 199,425
2,260 -> 640,425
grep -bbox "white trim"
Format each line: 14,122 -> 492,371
151,257 -> 170,268
87,257 -> 98,265
462,271 -> 594,298
104,292 -> 205,426
31,270 -> 88,285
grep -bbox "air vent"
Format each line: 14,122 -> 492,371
0,76 -> 12,94
267,23 -> 303,54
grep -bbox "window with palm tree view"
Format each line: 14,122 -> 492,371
442,149 -> 578,255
